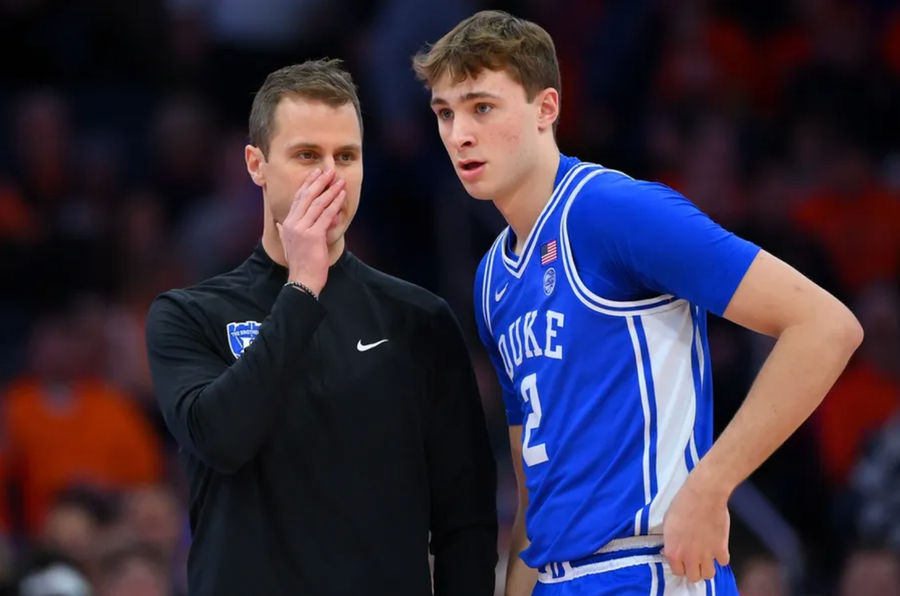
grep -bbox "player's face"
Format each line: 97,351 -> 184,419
249,96 -> 363,248
430,68 -> 543,202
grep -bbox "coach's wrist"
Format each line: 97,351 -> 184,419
284,280 -> 319,300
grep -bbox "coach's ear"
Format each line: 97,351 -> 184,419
536,87 -> 560,133
245,144 -> 266,187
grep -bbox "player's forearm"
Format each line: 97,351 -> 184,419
505,512 -> 536,596
693,312 -> 862,496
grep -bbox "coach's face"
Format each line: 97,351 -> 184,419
246,96 -> 363,248
430,68 -> 554,203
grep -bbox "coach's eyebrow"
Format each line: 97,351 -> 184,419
285,142 -> 323,151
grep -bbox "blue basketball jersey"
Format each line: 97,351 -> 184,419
474,155 -> 760,569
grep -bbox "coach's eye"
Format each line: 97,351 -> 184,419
337,152 -> 354,163
475,103 -> 493,114
297,151 -> 316,161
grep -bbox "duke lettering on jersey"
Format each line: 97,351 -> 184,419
496,310 -> 565,379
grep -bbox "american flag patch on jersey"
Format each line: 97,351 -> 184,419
540,239 -> 558,266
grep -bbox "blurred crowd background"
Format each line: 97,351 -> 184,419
1,0 -> 899,594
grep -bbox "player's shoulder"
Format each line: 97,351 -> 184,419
347,254 -> 451,318
567,162 -> 685,220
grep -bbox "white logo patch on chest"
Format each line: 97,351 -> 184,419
226,321 -> 261,359
543,267 -> 557,296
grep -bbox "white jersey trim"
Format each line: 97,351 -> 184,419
558,167 -> 688,317
480,232 -> 505,338
627,315 -> 653,536
500,162 -> 596,278
642,305 -> 697,532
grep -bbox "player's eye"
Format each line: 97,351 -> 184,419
296,151 -> 316,160
437,108 -> 453,120
475,103 -> 493,114
337,152 -> 354,162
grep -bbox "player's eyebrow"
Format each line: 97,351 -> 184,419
285,142 -> 361,153
430,91 -> 502,107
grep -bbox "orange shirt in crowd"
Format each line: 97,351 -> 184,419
793,187 -> 900,292
1,376 -> 163,534
816,361 -> 900,486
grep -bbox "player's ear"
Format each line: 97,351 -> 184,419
536,88 -> 560,133
245,144 -> 266,187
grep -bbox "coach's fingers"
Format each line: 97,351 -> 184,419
286,169 -> 334,224
311,190 -> 346,234
299,177 -> 345,228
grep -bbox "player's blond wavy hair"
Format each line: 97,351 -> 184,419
412,10 -> 561,131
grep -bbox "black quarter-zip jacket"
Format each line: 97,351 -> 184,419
146,244 -> 497,596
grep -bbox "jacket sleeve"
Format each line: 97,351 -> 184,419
145,286 -> 325,474
426,301 -> 498,596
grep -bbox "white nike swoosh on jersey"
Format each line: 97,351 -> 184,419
357,339 -> 389,352
494,283 -> 508,302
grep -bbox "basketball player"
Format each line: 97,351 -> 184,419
413,10 -> 861,596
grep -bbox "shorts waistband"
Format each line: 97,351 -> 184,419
537,536 -> 666,584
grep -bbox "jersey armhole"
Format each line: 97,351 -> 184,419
558,171 -> 687,318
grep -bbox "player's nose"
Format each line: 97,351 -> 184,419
449,118 -> 476,149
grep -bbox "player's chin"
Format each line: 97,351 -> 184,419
457,179 -> 494,201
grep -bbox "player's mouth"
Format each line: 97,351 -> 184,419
458,159 -> 486,181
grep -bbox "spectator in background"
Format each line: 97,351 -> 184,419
735,554 -> 789,596
38,488 -> 117,574
175,130 -> 263,281
838,547 -> 900,596
852,411 -> 900,552
817,283 -> 900,487
15,549 -> 92,596
95,542 -> 172,596
0,300 -> 162,536
118,486 -> 186,592
792,142 -> 900,293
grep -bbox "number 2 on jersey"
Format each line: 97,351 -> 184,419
520,373 -> 549,466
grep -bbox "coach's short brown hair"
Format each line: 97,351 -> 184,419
412,10 -> 561,104
249,59 -> 362,158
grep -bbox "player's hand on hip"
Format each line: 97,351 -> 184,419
661,472 -> 731,583
276,168 -> 346,295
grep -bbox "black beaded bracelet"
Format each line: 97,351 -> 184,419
284,281 -> 318,300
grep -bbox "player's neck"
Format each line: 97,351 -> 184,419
494,148 -> 560,256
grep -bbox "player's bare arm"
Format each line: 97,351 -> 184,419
505,425 -> 538,596
663,250 -> 863,582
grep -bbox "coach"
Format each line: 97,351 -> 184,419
145,59 -> 497,596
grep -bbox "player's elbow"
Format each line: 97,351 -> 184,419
821,303 -> 864,358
